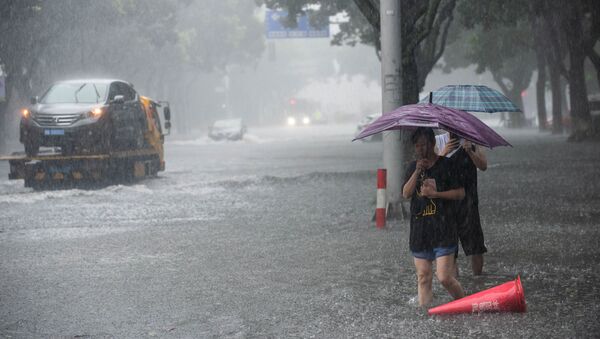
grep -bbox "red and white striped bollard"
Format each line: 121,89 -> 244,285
376,168 -> 387,229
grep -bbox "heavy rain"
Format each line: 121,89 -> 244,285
0,1 -> 599,337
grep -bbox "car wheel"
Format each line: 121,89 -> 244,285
25,142 -> 39,157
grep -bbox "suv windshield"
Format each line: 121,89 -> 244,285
41,82 -> 109,104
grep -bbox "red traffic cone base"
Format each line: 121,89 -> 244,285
428,276 -> 526,315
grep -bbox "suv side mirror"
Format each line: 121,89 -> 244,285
112,95 -> 125,104
30,96 -> 39,105
165,121 -> 171,130
163,106 -> 171,121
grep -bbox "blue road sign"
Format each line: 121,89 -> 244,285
265,10 -> 329,39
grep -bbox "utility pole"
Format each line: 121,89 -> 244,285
380,0 -> 407,219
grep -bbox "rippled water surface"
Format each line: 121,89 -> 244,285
1,125 -> 599,337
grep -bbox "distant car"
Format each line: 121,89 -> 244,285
286,114 -> 311,126
355,113 -> 382,141
208,118 -> 247,141
19,79 -> 147,156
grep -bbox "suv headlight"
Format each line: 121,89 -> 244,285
21,108 -> 31,119
86,107 -> 105,119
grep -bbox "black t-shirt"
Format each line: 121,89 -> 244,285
450,148 -> 478,203
449,148 -> 481,226
403,156 -> 462,251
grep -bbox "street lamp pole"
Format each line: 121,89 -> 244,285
380,0 -> 407,219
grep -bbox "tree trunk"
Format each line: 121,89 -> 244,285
529,3 -> 548,131
563,1 -> 592,141
1,73 -> 30,151
535,58 -> 548,131
586,47 -> 600,91
402,51 -> 421,105
561,78 -> 569,119
0,75 -> 10,152
566,51 -> 592,140
536,64 -> 548,131
492,73 -> 525,128
548,61 -> 564,134
0,101 -> 6,153
0,75 -> 12,153
507,90 -> 525,128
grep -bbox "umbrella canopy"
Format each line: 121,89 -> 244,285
353,103 -> 511,149
420,85 -> 521,113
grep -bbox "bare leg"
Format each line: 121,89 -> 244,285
471,254 -> 484,275
436,255 -> 465,300
454,256 -> 459,278
413,258 -> 433,306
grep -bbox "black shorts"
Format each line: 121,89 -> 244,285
455,205 -> 487,256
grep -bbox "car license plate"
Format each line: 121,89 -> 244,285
44,129 -> 65,136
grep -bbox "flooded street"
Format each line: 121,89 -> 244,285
1,125 -> 599,337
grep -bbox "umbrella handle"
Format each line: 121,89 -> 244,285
429,92 -> 433,103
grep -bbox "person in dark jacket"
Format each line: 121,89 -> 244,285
402,127 -> 465,306
437,132 -> 488,275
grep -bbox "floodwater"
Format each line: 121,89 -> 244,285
0,124 -> 598,337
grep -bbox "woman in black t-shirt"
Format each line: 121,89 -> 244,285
402,127 -> 466,306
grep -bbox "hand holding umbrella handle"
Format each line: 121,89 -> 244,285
463,140 -> 476,153
462,141 -> 488,171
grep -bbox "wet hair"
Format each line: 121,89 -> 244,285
411,127 -> 435,145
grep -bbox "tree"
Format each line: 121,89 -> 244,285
0,0 -> 268,145
532,0 -> 569,134
582,1 -> 600,93
0,0 -> 183,149
532,0 -> 599,140
443,22 -> 535,128
257,0 -> 457,105
444,0 -> 535,128
560,0 -> 597,140
165,0 -> 265,131
177,0 -> 264,72
529,8 -> 548,131
447,0 -> 599,138
0,0 -> 51,150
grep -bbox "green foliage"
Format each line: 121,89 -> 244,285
451,0 -> 534,73
114,0 -> 180,48
464,21 -> 533,75
0,0 -> 264,90
457,0 -> 525,30
445,0 -> 535,112
178,0 -> 264,71
258,0 -> 457,102
0,0 -> 267,139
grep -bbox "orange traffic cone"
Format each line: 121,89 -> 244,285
428,276 -> 526,315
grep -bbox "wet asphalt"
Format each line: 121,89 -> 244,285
0,125 -> 599,338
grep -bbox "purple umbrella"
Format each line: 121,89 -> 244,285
353,103 -> 511,148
